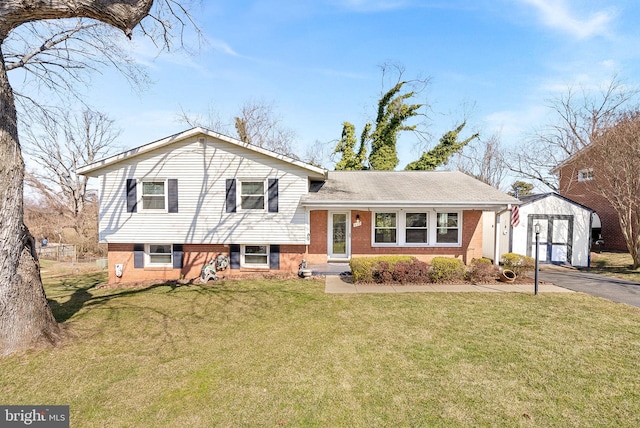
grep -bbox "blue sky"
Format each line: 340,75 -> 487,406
48,0 -> 640,171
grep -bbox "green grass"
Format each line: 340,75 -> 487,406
587,252 -> 640,282
2,269 -> 640,427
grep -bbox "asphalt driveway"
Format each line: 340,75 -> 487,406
539,268 -> 640,308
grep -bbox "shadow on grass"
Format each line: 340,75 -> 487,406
579,266 -> 640,284
46,275 -> 303,324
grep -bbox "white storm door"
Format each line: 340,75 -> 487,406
329,212 -> 350,260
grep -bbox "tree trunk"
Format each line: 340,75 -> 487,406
0,0 -> 154,356
0,45 -> 62,356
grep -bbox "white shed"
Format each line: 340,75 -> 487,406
509,193 -> 594,267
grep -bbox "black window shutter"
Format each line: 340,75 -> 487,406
126,179 -> 137,213
230,244 -> 240,269
268,178 -> 279,213
168,179 -> 179,213
269,245 -> 280,269
226,179 -> 237,213
172,244 -> 183,268
133,244 -> 144,268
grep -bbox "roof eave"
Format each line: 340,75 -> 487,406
301,200 -> 517,210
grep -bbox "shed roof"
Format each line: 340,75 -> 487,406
519,192 -> 594,212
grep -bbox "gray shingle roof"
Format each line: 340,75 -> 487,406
302,170 -> 517,208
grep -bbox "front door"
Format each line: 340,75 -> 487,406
528,215 -> 573,264
329,212 -> 350,260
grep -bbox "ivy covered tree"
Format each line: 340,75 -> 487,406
368,81 -> 423,170
333,122 -> 367,170
333,66 -> 429,171
405,122 -> 478,170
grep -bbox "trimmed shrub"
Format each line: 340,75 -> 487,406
467,257 -> 500,284
391,259 -> 430,284
350,256 -> 414,283
501,252 -> 535,276
429,257 -> 466,283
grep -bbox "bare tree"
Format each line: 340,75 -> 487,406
453,133 -> 507,189
24,108 -> 121,218
4,19 -> 150,112
0,0 -> 196,356
583,111 -> 640,268
510,76 -> 639,190
180,99 -> 299,158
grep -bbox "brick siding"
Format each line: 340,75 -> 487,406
107,243 -> 306,284
558,157 -> 628,251
309,209 -> 483,265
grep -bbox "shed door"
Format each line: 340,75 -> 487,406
528,215 -> 573,264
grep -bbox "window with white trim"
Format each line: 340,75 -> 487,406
242,245 -> 269,268
142,181 -> 166,210
406,212 -> 428,244
146,244 -> 172,266
372,210 -> 461,246
374,213 -> 397,244
436,212 -> 459,244
240,181 -> 265,210
577,168 -> 594,182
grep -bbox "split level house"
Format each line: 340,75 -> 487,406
77,127 -> 519,284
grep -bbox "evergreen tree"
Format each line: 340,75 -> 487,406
405,122 -> 479,170
508,181 -> 534,197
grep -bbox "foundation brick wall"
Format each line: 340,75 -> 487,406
307,210 -> 328,264
107,243 -> 307,284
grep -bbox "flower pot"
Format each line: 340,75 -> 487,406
499,269 -> 516,283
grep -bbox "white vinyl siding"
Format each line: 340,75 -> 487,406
96,136 -> 312,245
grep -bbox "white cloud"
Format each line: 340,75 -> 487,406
518,0 -> 613,39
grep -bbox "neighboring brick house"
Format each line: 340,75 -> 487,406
78,127 -> 518,284
555,145 -> 627,251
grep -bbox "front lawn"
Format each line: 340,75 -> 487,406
588,252 -> 640,282
2,270 -> 639,427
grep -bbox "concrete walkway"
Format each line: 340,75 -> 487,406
311,263 -> 573,294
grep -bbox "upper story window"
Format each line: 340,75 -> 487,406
241,181 -> 265,210
577,168 -> 594,182
142,181 -> 166,210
